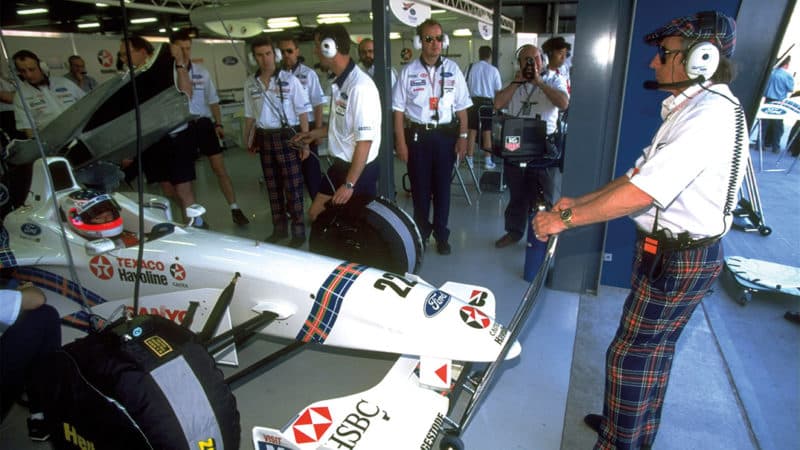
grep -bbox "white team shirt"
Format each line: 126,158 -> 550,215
392,57 -> 472,125
243,71 -> 311,129
328,61 -> 381,164
364,64 -> 397,88
0,78 -> 15,113
287,63 -> 326,123
506,69 -> 568,134
626,83 -> 749,238
13,76 -> 85,130
187,63 -> 219,118
466,60 -> 502,98
0,289 -> 22,327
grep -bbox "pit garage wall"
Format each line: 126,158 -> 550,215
549,0 -> 792,292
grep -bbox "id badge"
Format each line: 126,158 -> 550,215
429,97 -> 439,111
521,102 -> 532,116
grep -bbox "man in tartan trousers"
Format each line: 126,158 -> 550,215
533,10 -> 747,449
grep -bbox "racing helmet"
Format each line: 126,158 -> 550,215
62,189 -> 123,239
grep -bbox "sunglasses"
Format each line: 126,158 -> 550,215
423,35 -> 445,44
657,45 -> 682,64
281,48 -> 295,55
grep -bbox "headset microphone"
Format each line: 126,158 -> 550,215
643,75 -> 705,90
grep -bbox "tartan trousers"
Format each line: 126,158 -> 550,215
255,129 -> 305,238
594,236 -> 723,450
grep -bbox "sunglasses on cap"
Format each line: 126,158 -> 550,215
424,35 -> 445,43
280,48 -> 295,55
657,45 -> 682,64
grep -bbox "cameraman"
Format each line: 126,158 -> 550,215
492,44 -> 569,248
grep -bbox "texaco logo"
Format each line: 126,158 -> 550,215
459,306 -> 491,329
90,255 -> 114,280
169,263 -> 186,281
291,406 -> 332,444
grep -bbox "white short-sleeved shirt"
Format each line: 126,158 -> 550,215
506,70 -> 568,134
287,63 -> 326,123
243,71 -> 311,129
466,60 -> 502,98
0,289 -> 22,327
13,76 -> 85,130
187,64 -> 220,119
0,78 -> 15,113
392,57 -> 472,125
626,83 -> 749,238
328,61 -> 381,164
364,64 -> 397,88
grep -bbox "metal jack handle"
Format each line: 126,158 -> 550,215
457,235 -> 559,434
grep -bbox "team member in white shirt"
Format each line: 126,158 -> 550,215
464,45 -> 502,169
12,50 -> 85,137
492,44 -> 569,249
358,38 -> 398,88
277,37 -> 327,199
243,36 -> 311,248
170,29 -> 249,226
392,19 -> 472,255
293,24 -> 381,222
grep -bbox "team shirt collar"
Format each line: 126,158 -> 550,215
333,59 -> 357,89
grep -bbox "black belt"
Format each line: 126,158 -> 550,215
637,229 -> 720,251
407,121 -> 458,133
256,126 -> 299,136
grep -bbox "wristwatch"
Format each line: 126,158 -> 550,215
175,64 -> 187,70
458,132 -> 469,139
560,208 -> 574,228
345,181 -> 355,189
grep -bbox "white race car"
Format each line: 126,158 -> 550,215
2,156 -> 539,450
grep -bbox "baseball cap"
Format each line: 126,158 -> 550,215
644,11 -> 736,57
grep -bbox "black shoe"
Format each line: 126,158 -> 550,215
27,417 -> 49,441
583,414 -> 603,434
494,233 -> 520,248
231,208 -> 249,225
785,311 -> 800,325
288,235 -> 305,248
436,241 -> 451,255
266,229 -> 288,243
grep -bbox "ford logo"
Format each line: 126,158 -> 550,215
222,56 -> 238,66
21,223 -> 41,236
424,290 -> 451,317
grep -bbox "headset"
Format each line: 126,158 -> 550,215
644,11 -> 721,90
320,37 -> 338,59
513,44 -> 540,71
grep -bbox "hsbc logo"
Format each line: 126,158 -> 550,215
459,306 -> 491,329
89,255 -> 114,280
424,290 -> 451,317
292,406 -> 332,444
504,135 -> 521,152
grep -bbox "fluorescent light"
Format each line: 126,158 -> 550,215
389,32 -> 401,40
453,28 -> 472,37
78,22 -> 100,29
95,3 -> 109,7
317,13 -> 350,24
262,28 -> 284,33
159,28 -> 166,33
131,17 -> 157,24
18,8 -> 48,15
431,9 -> 446,14
172,27 -> 179,31
267,17 -> 299,29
